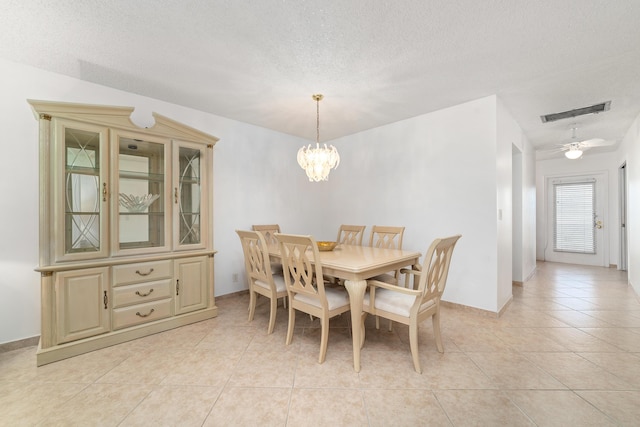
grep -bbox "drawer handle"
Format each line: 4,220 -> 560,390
135,308 -> 155,318
135,288 -> 154,297
135,268 -> 154,276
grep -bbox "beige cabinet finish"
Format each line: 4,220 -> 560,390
174,256 -> 208,315
55,267 -> 111,344
30,100 -> 219,366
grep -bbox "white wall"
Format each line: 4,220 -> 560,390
536,152 -> 620,267
521,134 -> 538,281
496,99 -> 519,311
323,96 -> 503,312
512,148 -> 523,281
616,111 -> 640,292
509,121 -> 537,285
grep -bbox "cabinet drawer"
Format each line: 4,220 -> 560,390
112,299 -> 172,330
112,279 -> 172,308
113,260 -> 172,286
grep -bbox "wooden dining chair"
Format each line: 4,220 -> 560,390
252,224 -> 283,274
237,230 -> 287,334
324,225 -> 367,286
368,225 -> 406,284
363,234 -> 461,373
275,233 -> 351,363
336,224 -> 366,245
251,224 -> 280,246
369,225 -> 405,249
368,225 -> 406,329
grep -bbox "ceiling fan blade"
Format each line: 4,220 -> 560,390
580,138 -> 615,147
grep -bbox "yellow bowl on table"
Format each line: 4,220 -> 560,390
317,241 -> 338,251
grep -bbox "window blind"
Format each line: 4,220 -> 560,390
553,181 -> 596,254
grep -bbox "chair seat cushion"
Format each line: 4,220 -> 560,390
294,287 -> 350,310
363,288 -> 434,317
255,273 -> 286,293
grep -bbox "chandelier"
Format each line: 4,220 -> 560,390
297,94 -> 340,181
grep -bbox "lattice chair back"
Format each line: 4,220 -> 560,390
237,230 -> 271,284
252,224 -> 281,246
276,233 -> 327,307
369,225 -> 405,249
418,235 -> 461,304
336,225 -> 366,245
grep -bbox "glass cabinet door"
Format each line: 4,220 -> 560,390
58,121 -> 109,261
115,135 -> 169,253
173,142 -> 207,249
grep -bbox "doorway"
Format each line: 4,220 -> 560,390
544,172 -> 608,267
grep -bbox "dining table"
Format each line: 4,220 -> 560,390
269,243 -> 421,372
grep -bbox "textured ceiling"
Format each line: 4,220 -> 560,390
3,0 -> 640,159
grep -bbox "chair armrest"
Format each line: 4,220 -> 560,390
399,266 -> 422,290
367,279 -> 421,296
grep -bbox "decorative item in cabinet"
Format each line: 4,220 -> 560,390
30,100 -> 218,366
115,134 -> 169,254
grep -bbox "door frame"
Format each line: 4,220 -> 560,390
619,162 -> 628,271
544,171 -> 609,267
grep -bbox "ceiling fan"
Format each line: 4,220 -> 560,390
541,127 -> 615,160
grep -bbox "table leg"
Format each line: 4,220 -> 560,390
344,279 -> 367,372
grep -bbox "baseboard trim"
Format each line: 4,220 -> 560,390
440,300 -> 500,318
216,289 -> 249,299
512,280 -> 523,287
498,296 -> 513,317
0,336 -> 40,353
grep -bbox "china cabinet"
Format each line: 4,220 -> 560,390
29,100 -> 218,365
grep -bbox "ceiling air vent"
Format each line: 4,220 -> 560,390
540,101 -> 611,123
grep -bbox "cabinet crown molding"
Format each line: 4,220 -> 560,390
28,99 -> 219,146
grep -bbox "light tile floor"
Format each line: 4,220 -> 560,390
1,262 -> 639,426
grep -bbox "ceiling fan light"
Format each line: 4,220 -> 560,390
565,149 -> 583,160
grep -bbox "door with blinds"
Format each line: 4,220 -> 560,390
545,173 -> 607,266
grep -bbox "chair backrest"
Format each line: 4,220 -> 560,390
252,224 -> 281,246
237,229 -> 274,288
369,225 -> 405,249
336,225 -> 366,245
275,233 -> 328,307
417,235 -> 461,303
